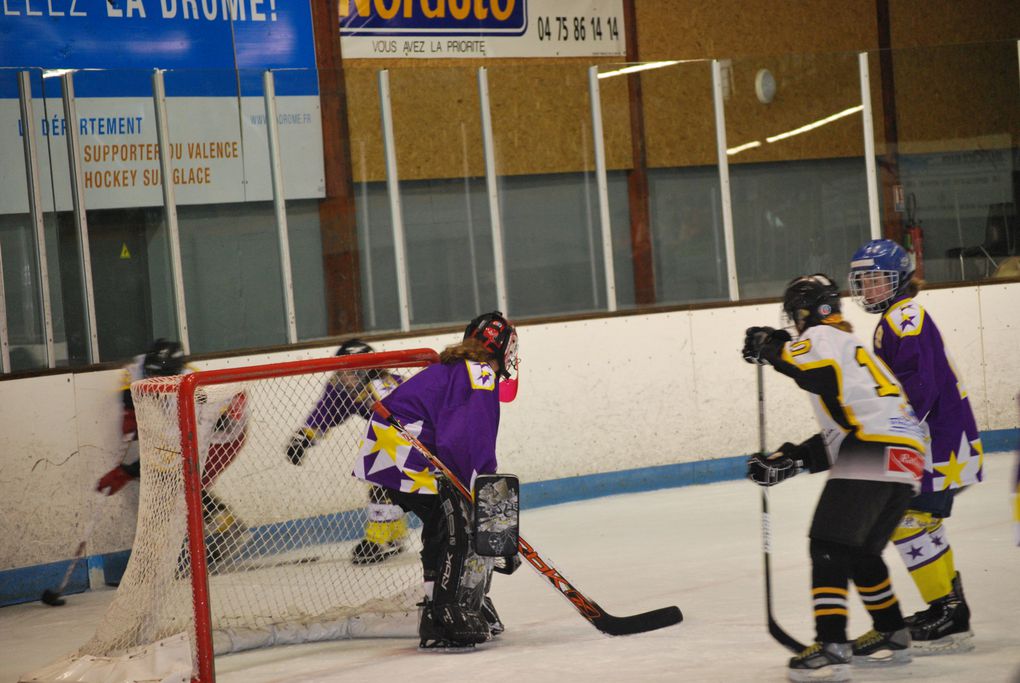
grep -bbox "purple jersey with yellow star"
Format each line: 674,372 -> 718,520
353,360 -> 500,494
873,296 -> 983,493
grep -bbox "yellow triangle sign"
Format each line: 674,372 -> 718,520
120,243 -> 131,259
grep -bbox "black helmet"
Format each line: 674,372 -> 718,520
143,339 -> 185,377
782,274 -> 841,332
463,311 -> 518,379
336,339 -> 374,356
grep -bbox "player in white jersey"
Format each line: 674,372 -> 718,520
97,339 -> 249,574
743,274 -> 926,683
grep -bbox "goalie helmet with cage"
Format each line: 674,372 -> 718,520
463,311 -> 518,379
848,239 -> 914,314
782,273 -> 842,333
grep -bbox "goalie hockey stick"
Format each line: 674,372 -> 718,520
757,365 -> 808,653
373,402 -> 683,636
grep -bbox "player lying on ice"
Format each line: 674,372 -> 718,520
742,274 -> 927,683
353,311 -> 522,651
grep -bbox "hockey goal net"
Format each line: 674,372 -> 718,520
53,349 -> 436,683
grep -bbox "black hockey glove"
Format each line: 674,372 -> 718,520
741,326 -> 792,366
746,443 -> 803,487
286,429 -> 315,466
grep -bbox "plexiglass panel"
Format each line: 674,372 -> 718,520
886,41 -> 1019,284
724,52 -> 871,299
389,66 -> 496,328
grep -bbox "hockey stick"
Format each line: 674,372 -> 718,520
41,499 -> 105,606
757,365 -> 807,653
373,402 -> 683,636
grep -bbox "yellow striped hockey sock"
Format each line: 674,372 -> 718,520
892,511 -> 955,604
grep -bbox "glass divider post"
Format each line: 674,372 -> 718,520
61,71 -> 100,362
589,65 -> 618,312
859,52 -> 882,240
477,67 -> 508,315
151,68 -> 190,353
378,69 -> 411,331
263,70 -> 298,343
710,60 -> 740,302
17,70 -> 55,367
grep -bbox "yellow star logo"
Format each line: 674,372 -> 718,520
406,466 -> 437,493
368,422 -> 408,462
935,449 -> 967,489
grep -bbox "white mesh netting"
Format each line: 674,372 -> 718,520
77,357 -> 430,676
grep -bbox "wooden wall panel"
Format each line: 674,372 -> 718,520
633,1 -> 878,61
337,0 -> 1016,179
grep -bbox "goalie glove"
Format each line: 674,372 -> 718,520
746,443 -> 804,487
286,428 -> 316,466
741,326 -> 792,366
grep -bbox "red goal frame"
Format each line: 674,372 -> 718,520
157,348 -> 438,682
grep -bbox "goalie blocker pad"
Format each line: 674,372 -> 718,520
472,474 -> 519,558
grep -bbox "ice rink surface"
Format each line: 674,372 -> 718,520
4,453 -> 1018,683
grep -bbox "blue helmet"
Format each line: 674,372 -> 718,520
848,239 -> 913,313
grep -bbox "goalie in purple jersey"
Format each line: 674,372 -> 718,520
354,311 -> 521,651
850,239 -> 983,654
284,339 -> 410,565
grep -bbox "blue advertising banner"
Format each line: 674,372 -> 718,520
0,2 -> 324,213
0,0 -> 317,97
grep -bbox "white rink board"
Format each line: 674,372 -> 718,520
1,282 -> 1018,570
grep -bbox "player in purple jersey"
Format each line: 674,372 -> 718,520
850,239 -> 982,654
354,311 -> 520,651
285,339 -> 409,565
744,274 -> 924,682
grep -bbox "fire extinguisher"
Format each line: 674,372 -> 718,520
903,193 -> 924,279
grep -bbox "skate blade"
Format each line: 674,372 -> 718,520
912,631 -> 974,656
787,663 -> 851,682
351,547 -> 401,565
852,649 -> 912,667
418,643 -> 477,654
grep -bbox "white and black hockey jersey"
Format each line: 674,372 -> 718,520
774,323 -> 927,490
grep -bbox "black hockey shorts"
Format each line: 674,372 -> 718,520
809,478 -> 915,555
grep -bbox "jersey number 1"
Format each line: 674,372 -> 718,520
854,347 -> 900,398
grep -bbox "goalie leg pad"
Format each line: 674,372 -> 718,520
420,476 -> 492,647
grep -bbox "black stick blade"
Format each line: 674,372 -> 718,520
40,590 -> 66,607
593,605 -> 683,636
769,617 -> 807,653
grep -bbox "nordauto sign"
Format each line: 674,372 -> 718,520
339,0 -> 626,59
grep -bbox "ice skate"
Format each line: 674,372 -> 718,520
909,573 -> 973,655
203,498 -> 250,574
352,518 -> 407,565
351,538 -> 403,565
481,595 -> 504,637
786,641 -> 851,682
417,599 -> 489,652
851,627 -> 911,666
